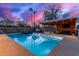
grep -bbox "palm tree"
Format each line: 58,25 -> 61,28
33,11 -> 36,26
29,8 -> 36,26
29,8 -> 33,25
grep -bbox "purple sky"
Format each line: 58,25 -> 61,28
0,3 -> 79,24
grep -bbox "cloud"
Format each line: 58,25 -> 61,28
10,7 -> 21,12
0,3 -> 79,24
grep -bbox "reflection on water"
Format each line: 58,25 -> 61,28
8,33 -> 63,56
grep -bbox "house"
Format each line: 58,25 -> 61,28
41,17 -> 78,35
0,19 -> 16,26
76,23 -> 79,36
0,18 -> 18,33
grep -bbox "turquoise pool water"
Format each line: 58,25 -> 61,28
8,33 -> 63,56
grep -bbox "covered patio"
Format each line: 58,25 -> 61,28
41,17 -> 78,35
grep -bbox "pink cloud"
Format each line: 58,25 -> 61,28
0,4 -> 12,18
60,3 -> 79,8
3,7 -> 11,17
25,11 -> 44,25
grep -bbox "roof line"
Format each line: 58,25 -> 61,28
42,16 -> 79,23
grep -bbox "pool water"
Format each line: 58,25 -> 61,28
8,33 -> 63,56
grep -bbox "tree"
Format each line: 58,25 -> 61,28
29,8 -> 33,25
18,22 -> 26,27
44,4 -> 61,20
62,13 -> 70,18
33,11 -> 36,26
28,8 -> 36,26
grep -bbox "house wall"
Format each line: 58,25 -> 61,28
78,30 -> 79,37
56,18 -> 77,34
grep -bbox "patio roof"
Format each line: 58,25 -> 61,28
41,17 -> 78,25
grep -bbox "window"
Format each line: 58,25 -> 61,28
63,24 -> 70,28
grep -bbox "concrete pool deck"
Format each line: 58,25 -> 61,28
0,34 -> 34,56
49,34 -> 79,56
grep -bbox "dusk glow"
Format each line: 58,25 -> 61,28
0,3 -> 79,24
0,3 -> 79,56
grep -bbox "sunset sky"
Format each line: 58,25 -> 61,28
0,3 -> 79,24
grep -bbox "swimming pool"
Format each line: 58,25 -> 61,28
8,33 -> 63,56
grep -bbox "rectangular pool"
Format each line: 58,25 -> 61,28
8,33 -> 63,56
